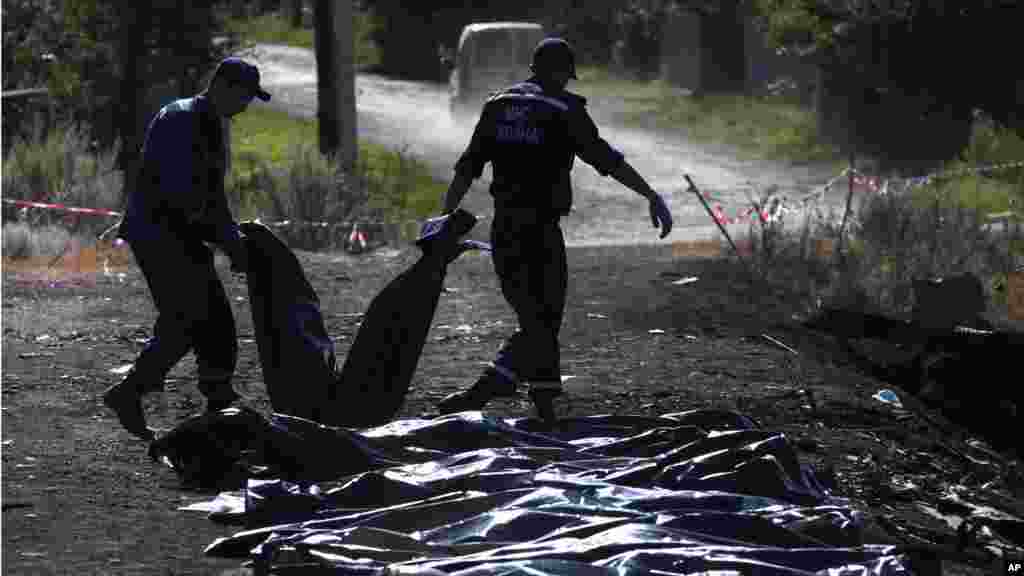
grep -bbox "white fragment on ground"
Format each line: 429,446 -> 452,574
109,364 -> 134,375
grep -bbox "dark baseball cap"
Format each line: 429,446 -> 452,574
532,37 -> 577,79
214,57 -> 271,101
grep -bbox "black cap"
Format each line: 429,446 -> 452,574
532,37 -> 577,80
214,57 -> 271,101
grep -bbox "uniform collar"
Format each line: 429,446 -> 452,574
195,93 -> 222,120
524,77 -> 564,96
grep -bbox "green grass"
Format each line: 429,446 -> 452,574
226,12 -> 313,49
228,104 -> 445,225
573,64 -> 1023,221
573,66 -> 844,169
224,9 -> 381,71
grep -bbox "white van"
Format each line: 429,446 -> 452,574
445,22 -> 546,122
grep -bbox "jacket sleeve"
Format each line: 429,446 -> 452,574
567,101 -> 625,177
142,110 -> 198,229
192,113 -> 242,245
453,103 -> 495,179
149,111 -> 240,245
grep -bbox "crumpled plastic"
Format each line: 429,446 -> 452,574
156,407 -> 929,575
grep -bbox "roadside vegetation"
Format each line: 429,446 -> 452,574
228,105 -> 445,230
223,6 -> 381,71
5,5 -> 1022,330
574,66 -> 842,168
2,105 -> 446,261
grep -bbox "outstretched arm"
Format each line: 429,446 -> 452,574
443,170 -> 473,214
569,105 -> 672,238
443,106 -> 493,214
610,160 -> 656,201
611,160 -> 673,239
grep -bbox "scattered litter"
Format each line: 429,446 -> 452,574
178,492 -> 245,514
109,364 -> 134,375
873,389 -> 904,409
34,334 -> 52,343
671,276 -> 700,285
762,333 -> 798,355
648,328 -> 666,334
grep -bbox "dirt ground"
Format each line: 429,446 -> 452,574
2,239 -> 1022,575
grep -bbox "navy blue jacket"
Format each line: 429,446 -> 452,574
454,78 -> 625,217
119,95 -> 240,246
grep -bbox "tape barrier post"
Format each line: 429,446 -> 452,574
684,174 -> 755,282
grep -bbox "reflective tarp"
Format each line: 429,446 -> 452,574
156,407 -> 937,574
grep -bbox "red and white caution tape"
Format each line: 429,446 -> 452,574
2,198 -> 122,217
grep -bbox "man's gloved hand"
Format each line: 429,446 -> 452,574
648,192 -> 673,239
226,236 -> 249,274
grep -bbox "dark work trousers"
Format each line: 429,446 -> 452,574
489,209 -> 568,390
127,236 -> 238,400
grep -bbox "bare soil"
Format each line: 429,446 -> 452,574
3,241 -> 1021,574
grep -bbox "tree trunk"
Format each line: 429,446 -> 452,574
260,0 -> 280,15
116,3 -> 149,208
287,0 -> 303,28
314,0 -> 339,155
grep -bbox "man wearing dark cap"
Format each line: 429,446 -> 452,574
103,58 -> 271,440
437,37 -> 674,423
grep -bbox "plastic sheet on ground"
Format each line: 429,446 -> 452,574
154,407 -> 940,575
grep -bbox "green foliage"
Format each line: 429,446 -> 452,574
832,187 -> 1023,319
2,124 -> 122,234
227,105 -> 444,225
226,11 -> 314,49
359,142 -> 444,222
2,0 -> 241,151
751,0 -> 1024,172
223,7 -> 381,70
573,70 -> 844,166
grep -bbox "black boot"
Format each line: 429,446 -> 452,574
527,386 -> 565,426
437,366 -> 518,415
102,369 -> 157,441
198,380 -> 241,413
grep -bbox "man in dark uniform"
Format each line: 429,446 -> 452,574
102,58 -> 270,440
437,38 -> 673,423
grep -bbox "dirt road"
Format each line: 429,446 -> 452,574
247,43 -> 841,246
